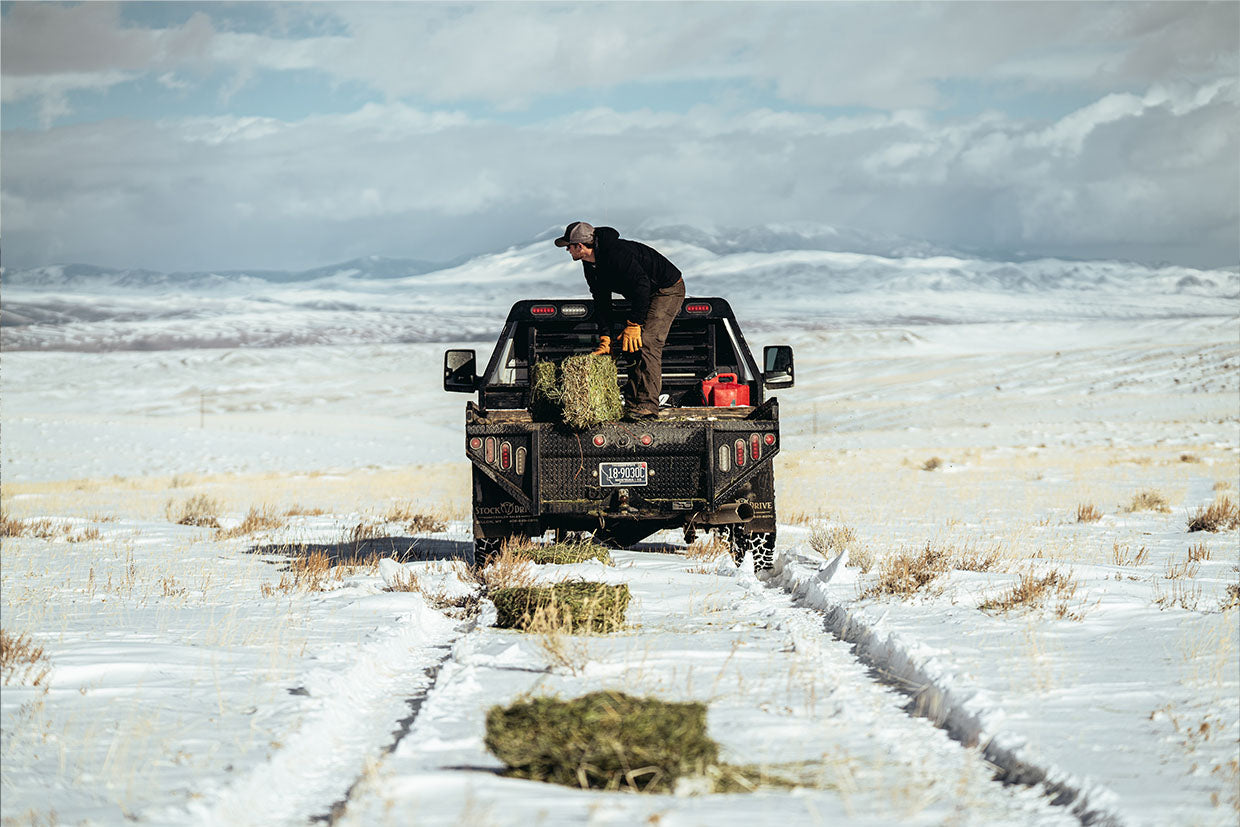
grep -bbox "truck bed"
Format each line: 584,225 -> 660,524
470,405 -> 768,425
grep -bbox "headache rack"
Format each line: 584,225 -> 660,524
480,298 -> 764,410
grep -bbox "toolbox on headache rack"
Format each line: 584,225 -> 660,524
701,372 -> 750,407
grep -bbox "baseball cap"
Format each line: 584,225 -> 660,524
554,221 -> 595,247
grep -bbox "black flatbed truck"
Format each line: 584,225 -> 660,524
443,297 -> 794,568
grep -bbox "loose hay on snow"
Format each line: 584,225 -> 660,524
511,540 -> 613,566
492,581 -> 630,633
484,691 -> 718,792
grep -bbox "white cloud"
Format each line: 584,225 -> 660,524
3,76 -> 1235,270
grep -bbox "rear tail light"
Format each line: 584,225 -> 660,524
735,439 -> 746,467
500,441 -> 512,470
484,437 -> 495,464
684,302 -> 711,314
530,305 -> 557,317
751,433 -> 761,460
592,434 -> 606,447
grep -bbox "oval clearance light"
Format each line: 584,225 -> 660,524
735,439 -> 746,467
764,433 -> 776,447
684,302 -> 711,314
640,434 -> 653,446
500,441 -> 512,470
484,437 -> 495,464
560,303 -> 588,317
750,432 -> 761,460
718,443 -> 731,473
592,434 -> 606,447
515,446 -> 527,475
530,305 -> 557,317
469,436 -> 482,451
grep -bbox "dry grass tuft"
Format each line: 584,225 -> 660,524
166,494 -> 222,527
921,457 -> 944,472
685,534 -> 731,562
384,502 -> 448,533
464,538 -> 539,594
1075,503 -> 1103,523
216,505 -> 286,539
1187,543 -> 1211,563
1125,489 -> 1171,513
1179,453 -> 1201,463
956,545 -> 1006,572
1213,480 -> 1232,492
1187,497 -> 1240,533
284,504 -> 327,516
860,542 -> 952,599
846,544 -> 876,573
1164,557 -> 1202,580
809,523 -> 856,559
1111,542 -> 1151,567
1,629 -> 51,686
1222,584 -> 1240,612
979,569 -> 1084,620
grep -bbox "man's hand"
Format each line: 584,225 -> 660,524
620,322 -> 643,352
590,335 -> 612,356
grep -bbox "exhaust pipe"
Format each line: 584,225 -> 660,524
697,501 -> 755,525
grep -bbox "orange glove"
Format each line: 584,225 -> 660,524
590,335 -> 612,356
620,322 -> 643,353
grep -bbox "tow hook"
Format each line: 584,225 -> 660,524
617,488 -> 630,512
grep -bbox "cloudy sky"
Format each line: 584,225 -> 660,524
2,1 -> 1237,272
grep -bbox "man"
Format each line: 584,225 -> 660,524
555,221 -> 685,422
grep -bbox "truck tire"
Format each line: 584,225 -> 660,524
721,527 -> 777,571
473,536 -> 502,567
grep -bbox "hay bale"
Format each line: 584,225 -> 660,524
484,690 -> 718,792
559,354 -> 624,428
530,355 -> 623,428
515,540 -> 613,566
492,581 -> 630,633
530,360 -> 562,421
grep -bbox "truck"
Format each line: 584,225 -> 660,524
443,297 -> 794,569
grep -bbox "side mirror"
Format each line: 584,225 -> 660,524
443,349 -> 478,393
763,345 -> 795,389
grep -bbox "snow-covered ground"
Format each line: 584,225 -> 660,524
2,244 -> 1238,825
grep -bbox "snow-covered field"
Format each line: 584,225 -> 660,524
2,240 -> 1238,825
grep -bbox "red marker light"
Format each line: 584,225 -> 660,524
764,433 -> 776,447
469,437 -> 482,451
684,302 -> 711,314
530,305 -> 557,317
592,434 -> 606,447
640,434 -> 653,446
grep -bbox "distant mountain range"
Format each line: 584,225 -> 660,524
2,224 -> 1236,351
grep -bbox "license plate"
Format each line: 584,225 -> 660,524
599,461 -> 648,487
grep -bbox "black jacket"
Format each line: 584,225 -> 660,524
582,227 -> 682,333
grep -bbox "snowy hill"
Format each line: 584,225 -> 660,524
2,227 -> 1236,351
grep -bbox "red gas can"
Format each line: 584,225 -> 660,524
701,373 -> 750,407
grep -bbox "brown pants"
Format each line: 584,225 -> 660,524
626,279 -> 685,414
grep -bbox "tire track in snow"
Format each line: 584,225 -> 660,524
171,598 -> 464,827
767,549 -> 1126,827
